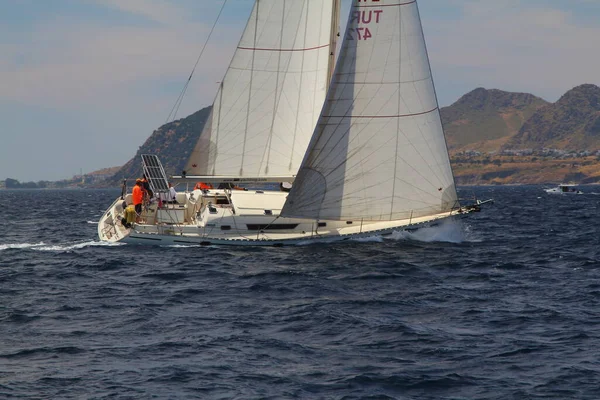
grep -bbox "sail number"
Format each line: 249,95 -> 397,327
347,9 -> 382,41
347,27 -> 372,41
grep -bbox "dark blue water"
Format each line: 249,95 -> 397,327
1,186 -> 600,399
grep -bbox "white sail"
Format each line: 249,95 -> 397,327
281,0 -> 458,221
185,0 -> 335,179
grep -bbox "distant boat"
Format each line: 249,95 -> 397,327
98,0 -> 490,246
545,184 -> 583,195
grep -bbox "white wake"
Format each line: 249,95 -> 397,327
0,241 -> 122,252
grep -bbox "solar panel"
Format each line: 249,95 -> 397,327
141,154 -> 169,193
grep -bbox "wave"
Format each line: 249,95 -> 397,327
36,241 -> 123,251
0,242 -> 47,251
350,235 -> 384,243
295,220 -> 474,246
388,219 -> 482,243
0,240 -> 122,252
161,244 -> 203,248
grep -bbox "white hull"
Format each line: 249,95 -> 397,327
98,189 -> 468,246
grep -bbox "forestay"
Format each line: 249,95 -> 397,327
184,0 -> 335,179
281,0 -> 458,221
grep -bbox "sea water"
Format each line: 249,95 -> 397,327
1,186 -> 600,399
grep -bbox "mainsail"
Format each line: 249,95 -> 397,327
281,0 -> 458,221
184,0 -> 335,179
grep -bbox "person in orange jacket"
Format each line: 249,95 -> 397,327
132,179 -> 144,222
194,182 -> 213,190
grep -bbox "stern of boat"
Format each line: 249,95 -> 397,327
98,197 -> 131,242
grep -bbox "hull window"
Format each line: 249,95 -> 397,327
246,224 -> 299,231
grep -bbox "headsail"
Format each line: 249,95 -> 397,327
281,0 -> 458,221
184,0 -> 335,179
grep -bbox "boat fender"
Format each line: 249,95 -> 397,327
124,205 -> 137,224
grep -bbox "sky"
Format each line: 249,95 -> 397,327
1,0 -> 600,182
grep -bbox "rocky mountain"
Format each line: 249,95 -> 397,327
504,84 -> 600,151
441,88 -> 549,152
94,84 -> 600,187
104,106 -> 211,186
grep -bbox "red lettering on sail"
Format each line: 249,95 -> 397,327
363,27 -> 372,40
350,0 -> 386,41
361,11 -> 372,23
374,10 -> 382,23
349,8 -> 382,41
353,10 -> 382,25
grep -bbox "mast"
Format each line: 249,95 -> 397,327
327,0 -> 341,87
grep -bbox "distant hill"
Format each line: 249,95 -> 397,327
89,166 -> 121,177
441,88 -> 549,152
102,106 -> 211,187
88,84 -> 600,187
504,84 -> 600,151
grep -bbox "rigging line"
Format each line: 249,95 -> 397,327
217,25 -> 327,123
307,0 -> 327,160
391,3 -> 403,220
240,0 -> 260,176
262,0 -> 287,176
397,30 -> 446,194
215,59 -> 311,154
349,5 -> 395,220
165,0 -> 229,124
302,8 -> 404,212
211,4 -> 327,172
256,0 -> 313,176
287,0 -> 311,172
301,7 -> 363,171
383,18 -> 449,192
215,62 -> 328,146
415,0 -> 458,201
260,215 -> 281,232
305,7 -> 393,174
336,7 -> 449,200
213,81 -> 224,175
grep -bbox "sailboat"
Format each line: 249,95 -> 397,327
98,0 -> 484,246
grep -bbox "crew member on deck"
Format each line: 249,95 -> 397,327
141,175 -> 153,199
167,182 -> 178,204
132,179 -> 144,222
158,183 -> 177,206
194,182 -> 213,190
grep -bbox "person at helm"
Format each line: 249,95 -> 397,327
132,179 -> 144,222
